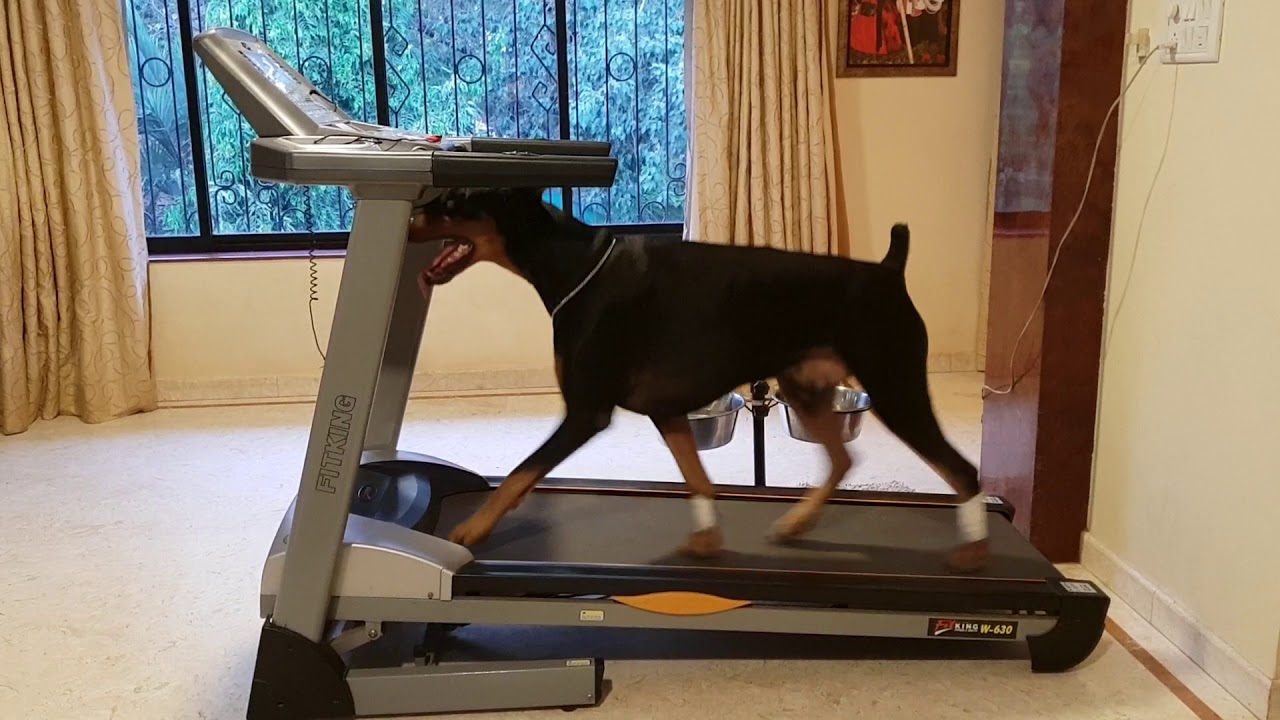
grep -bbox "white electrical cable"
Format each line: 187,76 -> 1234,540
983,42 -> 1174,397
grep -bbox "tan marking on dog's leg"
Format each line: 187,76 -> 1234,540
770,356 -> 853,543
654,415 -> 723,558
447,467 -> 542,546
769,405 -> 854,543
790,349 -> 849,388
448,408 -> 608,547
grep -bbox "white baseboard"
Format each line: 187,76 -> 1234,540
1081,532 -> 1274,719
158,366 -> 557,404
158,352 -> 981,404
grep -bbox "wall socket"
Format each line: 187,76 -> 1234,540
1160,0 -> 1226,64
1131,28 -> 1153,59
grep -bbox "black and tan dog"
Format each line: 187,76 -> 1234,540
409,188 -> 990,572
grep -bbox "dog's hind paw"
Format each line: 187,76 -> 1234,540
946,539 -> 991,573
767,507 -> 820,545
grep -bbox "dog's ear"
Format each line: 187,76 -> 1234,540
420,187 -> 553,229
421,188 -> 502,220
503,187 -> 557,219
512,187 -> 548,204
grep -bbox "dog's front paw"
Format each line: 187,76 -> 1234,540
946,539 -> 990,573
448,513 -> 499,547
678,527 -> 723,558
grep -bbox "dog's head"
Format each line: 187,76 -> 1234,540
410,187 -> 556,285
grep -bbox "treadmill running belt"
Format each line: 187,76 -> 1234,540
437,489 -> 1061,608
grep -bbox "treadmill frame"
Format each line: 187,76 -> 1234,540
259,472 -> 1109,668
191,26 -> 1110,720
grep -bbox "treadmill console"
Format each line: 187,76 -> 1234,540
193,27 -> 438,143
193,26 -> 618,190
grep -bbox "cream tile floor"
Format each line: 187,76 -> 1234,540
0,372 -> 1254,719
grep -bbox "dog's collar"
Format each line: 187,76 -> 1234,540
549,236 -> 618,318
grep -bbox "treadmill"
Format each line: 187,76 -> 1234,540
193,27 -> 1110,720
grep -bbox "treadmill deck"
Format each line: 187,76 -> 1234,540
436,487 -> 1064,609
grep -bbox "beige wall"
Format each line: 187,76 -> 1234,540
1089,0 -> 1280,686
150,259 -> 556,399
830,0 -> 1006,372
151,2 -> 1008,399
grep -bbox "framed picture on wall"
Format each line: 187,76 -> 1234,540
837,0 -> 960,77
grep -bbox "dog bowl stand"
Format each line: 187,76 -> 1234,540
748,381 -> 773,487
737,380 -> 871,487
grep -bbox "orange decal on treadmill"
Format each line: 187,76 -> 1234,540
611,591 -> 750,616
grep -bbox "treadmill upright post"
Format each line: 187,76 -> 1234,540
269,193 -> 417,644
363,238 -> 439,452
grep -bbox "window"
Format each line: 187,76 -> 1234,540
123,0 -> 687,254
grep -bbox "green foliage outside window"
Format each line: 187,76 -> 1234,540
122,0 -> 687,241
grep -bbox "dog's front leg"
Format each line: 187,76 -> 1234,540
653,415 -> 724,558
448,409 -> 612,546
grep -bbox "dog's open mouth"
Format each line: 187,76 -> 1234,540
421,238 -> 475,285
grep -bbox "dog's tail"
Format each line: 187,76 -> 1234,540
881,223 -> 910,272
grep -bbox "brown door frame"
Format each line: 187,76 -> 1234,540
980,0 -> 1129,562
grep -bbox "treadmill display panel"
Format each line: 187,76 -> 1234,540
232,41 -> 348,127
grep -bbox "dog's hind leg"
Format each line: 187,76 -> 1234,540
853,347 -> 988,572
768,357 -> 855,544
653,415 -> 724,558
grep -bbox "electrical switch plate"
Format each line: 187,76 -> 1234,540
1160,0 -> 1226,64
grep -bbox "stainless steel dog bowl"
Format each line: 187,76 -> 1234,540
687,392 -> 745,450
775,385 -> 872,444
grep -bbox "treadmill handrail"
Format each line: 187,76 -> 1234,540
445,137 -> 613,157
430,151 -> 618,188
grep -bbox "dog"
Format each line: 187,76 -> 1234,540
407,188 -> 990,572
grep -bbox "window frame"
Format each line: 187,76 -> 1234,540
138,0 -> 685,257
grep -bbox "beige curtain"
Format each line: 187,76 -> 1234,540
0,0 -> 157,435
684,0 -> 845,255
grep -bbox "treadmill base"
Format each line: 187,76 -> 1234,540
247,618 -> 604,719
1026,578 -> 1111,673
346,657 -> 604,717
254,459 -> 1110,717
247,621 -> 355,719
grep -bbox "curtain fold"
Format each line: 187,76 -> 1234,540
684,0 -> 844,255
0,0 -> 157,435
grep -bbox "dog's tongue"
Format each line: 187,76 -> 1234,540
417,241 -> 471,295
417,266 -> 435,297
426,253 -> 451,276
418,254 -> 454,294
